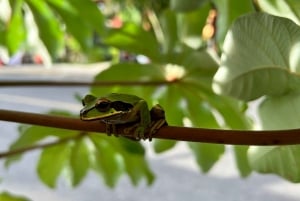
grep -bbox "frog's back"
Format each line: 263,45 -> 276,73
107,93 -> 143,104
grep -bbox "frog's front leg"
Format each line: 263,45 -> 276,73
105,123 -> 118,137
129,100 -> 151,140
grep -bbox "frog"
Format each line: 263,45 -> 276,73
80,93 -> 166,140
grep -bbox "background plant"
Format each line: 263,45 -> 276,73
1,0 -> 300,200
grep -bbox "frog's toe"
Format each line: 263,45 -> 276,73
134,127 -> 145,140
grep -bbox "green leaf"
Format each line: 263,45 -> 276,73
37,144 -> 72,188
25,0 -> 64,58
170,0 -> 208,12
5,124 -> 78,167
118,137 -> 145,155
70,0 -> 105,35
188,143 -> 225,172
115,138 -> 154,185
91,62 -> 164,96
233,146 -> 251,177
208,95 -> 250,129
259,91 -> 300,129
104,23 -> 160,60
122,151 -> 155,185
45,0 -> 93,50
0,192 -> 31,201
0,19 -> 5,46
248,145 -> 300,182
70,138 -> 90,186
185,96 -> 219,129
89,135 -> 154,186
176,3 -> 210,49
153,139 -> 177,153
6,0 -> 26,55
254,87 -> 300,181
90,135 -> 125,187
213,12 -> 300,101
257,0 -> 300,25
159,9 -> 178,54
212,0 -> 254,45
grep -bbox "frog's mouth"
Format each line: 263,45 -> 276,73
80,108 -> 126,121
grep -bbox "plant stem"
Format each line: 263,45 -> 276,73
0,80 -> 173,87
1,109 -> 300,145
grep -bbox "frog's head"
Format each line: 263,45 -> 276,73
80,94 -> 133,121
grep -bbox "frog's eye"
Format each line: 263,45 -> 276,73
95,100 -> 111,112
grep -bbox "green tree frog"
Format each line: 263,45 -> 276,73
80,93 -> 166,140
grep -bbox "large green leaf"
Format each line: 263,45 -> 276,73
70,0 -> 105,35
6,0 -> 26,55
159,9 -> 178,54
5,111 -> 77,167
70,138 -> 90,186
90,135 -> 125,187
89,135 -> 154,186
37,144 -> 72,188
259,91 -> 300,130
249,145 -> 300,182
250,91 -> 300,181
45,0 -> 94,51
176,3 -> 210,49
104,23 -> 160,61
233,146 -> 251,177
189,143 -> 225,172
0,19 -> 5,46
170,0 -> 208,12
213,12 -> 300,101
25,0 -> 64,58
0,192 -> 31,201
257,0 -> 300,25
212,0 -> 254,45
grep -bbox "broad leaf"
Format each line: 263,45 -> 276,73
37,144 -> 72,188
170,0 -> 208,12
176,3 -> 210,49
257,0 -> 300,25
212,0 -> 254,45
252,91 -> 300,181
104,23 -> 160,61
0,192 -> 31,201
89,135 -> 154,186
70,138 -> 90,186
213,12 -> 300,101
259,91 -> 300,130
153,139 -> 177,153
233,146 -> 251,177
70,0 -> 105,35
26,0 -> 64,58
189,143 -> 225,172
46,0 -> 94,51
159,9 -> 178,54
90,135 -> 125,187
6,0 -> 26,55
249,145 -> 300,182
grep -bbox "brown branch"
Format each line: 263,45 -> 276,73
1,109 -> 300,145
0,80 -> 172,87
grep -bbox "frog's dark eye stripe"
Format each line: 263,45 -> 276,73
111,101 -> 133,111
95,100 -> 111,112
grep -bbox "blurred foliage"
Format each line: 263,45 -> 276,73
3,1 -> 300,199
0,191 -> 31,201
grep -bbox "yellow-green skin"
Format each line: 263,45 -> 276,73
80,93 -> 151,139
